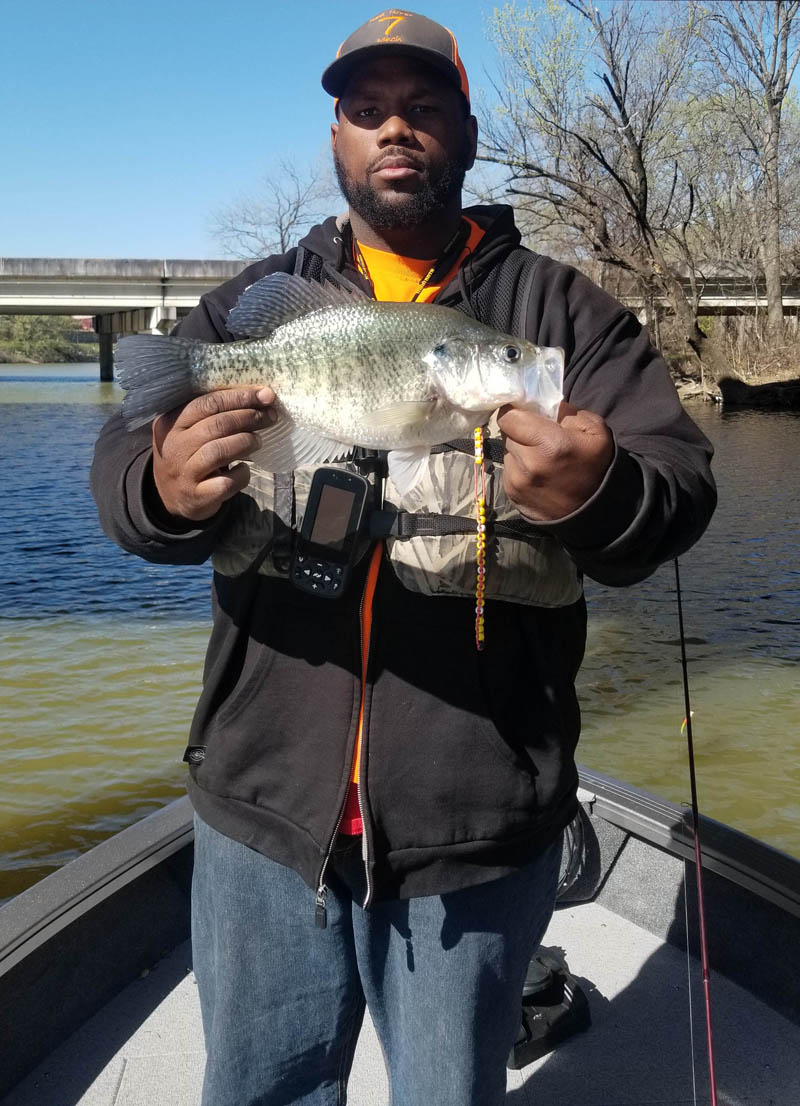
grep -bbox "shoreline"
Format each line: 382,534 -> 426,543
0,349 -> 100,365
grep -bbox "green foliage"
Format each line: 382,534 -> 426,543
488,1 -> 589,140
0,315 -> 95,363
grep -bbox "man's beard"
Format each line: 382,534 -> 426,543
334,148 -> 470,230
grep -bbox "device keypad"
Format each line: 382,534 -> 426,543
293,554 -> 344,595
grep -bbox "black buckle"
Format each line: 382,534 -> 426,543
350,447 -> 388,475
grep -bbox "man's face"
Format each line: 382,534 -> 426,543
331,55 -> 478,232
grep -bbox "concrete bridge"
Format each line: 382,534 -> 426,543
0,258 -> 248,379
2,256 -> 800,380
633,261 -> 800,318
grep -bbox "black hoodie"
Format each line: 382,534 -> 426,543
90,205 -> 716,905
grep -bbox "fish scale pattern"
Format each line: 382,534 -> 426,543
198,301 -> 500,449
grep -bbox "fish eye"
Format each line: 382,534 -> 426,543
502,344 -> 521,363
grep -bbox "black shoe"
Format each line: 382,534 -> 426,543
508,952 -> 591,1069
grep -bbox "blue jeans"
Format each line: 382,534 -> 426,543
192,814 -> 562,1106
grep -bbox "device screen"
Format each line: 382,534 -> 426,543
308,484 -> 357,551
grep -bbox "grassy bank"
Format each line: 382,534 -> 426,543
0,316 -> 101,365
647,314 -> 800,398
0,342 -> 101,365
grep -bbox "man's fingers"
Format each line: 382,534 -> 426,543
175,464 -> 252,522
150,388 -> 278,521
498,403 -> 606,446
155,404 -> 270,452
197,463 -> 252,504
497,405 -> 558,447
172,388 -> 276,431
188,432 -> 266,481
152,409 -> 178,451
556,399 -> 579,422
497,400 -> 614,521
190,405 -> 274,447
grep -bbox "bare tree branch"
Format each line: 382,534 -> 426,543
211,157 -> 338,260
697,0 -> 800,340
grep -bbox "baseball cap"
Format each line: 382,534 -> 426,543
321,9 -> 470,106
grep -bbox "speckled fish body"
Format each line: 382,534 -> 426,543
190,300 -> 539,448
115,273 -> 563,487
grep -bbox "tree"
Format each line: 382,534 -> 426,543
679,89 -> 800,280
478,0 -> 731,381
0,315 -> 93,363
211,157 -> 338,260
696,0 -> 800,345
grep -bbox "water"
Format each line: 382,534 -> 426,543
1,364 -> 798,903
577,403 -> 800,849
1,365 -> 212,900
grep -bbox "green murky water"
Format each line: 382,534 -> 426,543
1,364 -> 798,903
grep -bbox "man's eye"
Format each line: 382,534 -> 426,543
411,103 -> 436,113
356,107 -> 379,118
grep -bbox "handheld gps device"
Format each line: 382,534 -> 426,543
291,468 -> 371,598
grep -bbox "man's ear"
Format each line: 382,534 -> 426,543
466,115 -> 478,171
331,121 -> 338,152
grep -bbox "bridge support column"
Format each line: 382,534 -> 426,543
98,332 -> 114,381
93,307 -> 180,380
94,317 -> 118,381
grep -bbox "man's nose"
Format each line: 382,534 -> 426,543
376,113 -> 415,145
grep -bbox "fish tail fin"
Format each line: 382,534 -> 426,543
116,334 -> 203,429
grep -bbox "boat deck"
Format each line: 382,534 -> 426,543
4,896 -> 798,1106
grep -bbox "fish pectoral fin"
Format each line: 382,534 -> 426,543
249,415 -> 350,472
227,273 -> 368,339
359,400 -> 437,430
387,447 -> 432,498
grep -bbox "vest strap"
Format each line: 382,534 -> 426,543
369,509 -> 544,542
271,472 -> 295,574
431,438 -> 505,464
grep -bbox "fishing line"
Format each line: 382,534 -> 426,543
674,557 -> 718,1106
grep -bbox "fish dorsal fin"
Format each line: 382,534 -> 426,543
227,273 -> 367,339
249,410 -> 351,473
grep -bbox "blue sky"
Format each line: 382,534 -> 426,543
1,1 -> 504,260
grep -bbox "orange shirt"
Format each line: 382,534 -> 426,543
353,217 -> 485,303
338,217 -> 486,837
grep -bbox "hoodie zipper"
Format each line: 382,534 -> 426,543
354,543 -> 383,909
312,253 -> 375,929
314,542 -> 382,926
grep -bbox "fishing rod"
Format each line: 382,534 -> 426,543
674,557 -> 718,1106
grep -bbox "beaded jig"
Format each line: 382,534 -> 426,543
474,426 -> 487,651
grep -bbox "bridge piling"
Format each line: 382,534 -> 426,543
98,333 -> 114,382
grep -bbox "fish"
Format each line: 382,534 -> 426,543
115,272 -> 564,496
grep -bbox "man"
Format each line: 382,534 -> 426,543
91,10 -> 716,1105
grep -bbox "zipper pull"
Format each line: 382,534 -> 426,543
315,886 -> 328,929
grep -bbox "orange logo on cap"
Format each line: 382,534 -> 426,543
370,11 -> 411,38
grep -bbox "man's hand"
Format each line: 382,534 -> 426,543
151,388 -> 277,523
497,400 -> 614,522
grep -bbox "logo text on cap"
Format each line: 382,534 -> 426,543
369,12 -> 410,38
